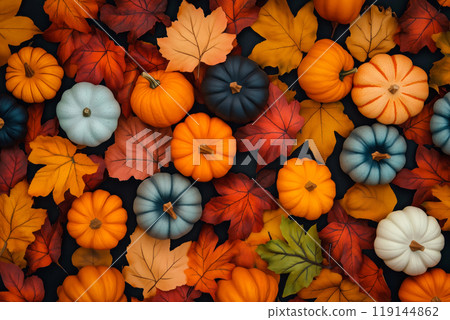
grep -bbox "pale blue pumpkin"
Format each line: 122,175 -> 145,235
340,124 -> 407,185
134,173 -> 202,239
430,93 -> 450,155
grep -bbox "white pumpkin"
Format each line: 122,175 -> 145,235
374,206 -> 444,276
56,82 -> 120,147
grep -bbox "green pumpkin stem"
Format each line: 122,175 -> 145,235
142,72 -> 160,89
431,296 -> 441,302
163,202 -> 177,220
339,68 -> 358,81
0,118 -> 4,130
89,218 -> 102,230
304,180 -> 317,192
24,63 -> 35,78
83,107 -> 91,117
199,145 -> 215,155
230,82 -> 242,94
409,240 -> 425,252
389,84 -> 400,95
372,151 -> 391,161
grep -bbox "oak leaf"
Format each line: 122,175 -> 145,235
430,32 -> 450,91
358,255 -> 391,302
24,103 -> 59,154
0,262 -> 44,302
151,286 -> 201,302
423,185 -> 450,231
0,147 -> 27,195
209,0 -> 260,34
71,247 -> 112,269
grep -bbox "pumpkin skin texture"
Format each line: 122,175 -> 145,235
374,207 -> 445,276
56,82 -> 121,147
131,70 -> 194,128
313,0 -> 365,24
399,268 -> 450,302
340,124 -> 407,185
0,95 -> 28,148
297,39 -> 356,103
430,92 -> 450,155
215,267 -> 278,302
57,266 -> 126,302
352,54 -> 429,125
202,56 -> 269,123
171,113 -> 237,182
6,47 -> 63,104
134,173 -> 202,239
277,159 -> 336,220
67,190 -> 128,250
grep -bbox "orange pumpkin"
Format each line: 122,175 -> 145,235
67,190 -> 128,250
352,54 -> 429,125
298,39 -> 356,103
314,0 -> 365,24
399,269 -> 450,302
6,47 -> 63,103
171,113 -> 236,182
130,70 -> 194,127
57,266 -> 126,302
215,267 -> 278,302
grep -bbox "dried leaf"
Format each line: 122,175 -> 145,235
209,0 -> 260,34
151,286 -> 201,302
0,147 -> 27,195
83,155 -> 106,192
71,247 -> 113,269
430,32 -> 450,91
423,185 -> 450,231
24,104 -> 59,154
268,76 -> 296,103
0,262 -> 44,301
358,255 -> 391,302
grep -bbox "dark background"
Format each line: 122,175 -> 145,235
0,0 -> 449,302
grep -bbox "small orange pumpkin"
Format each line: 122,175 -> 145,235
313,0 -> 365,25
352,54 -> 429,125
57,266 -> 127,302
399,268 -> 450,302
130,70 -> 194,127
67,190 -> 128,250
171,113 -> 236,182
298,39 -> 356,103
6,47 -> 63,103
215,267 -> 278,302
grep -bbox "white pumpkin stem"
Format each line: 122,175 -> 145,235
83,107 -> 91,117
372,151 -> 391,161
199,145 -> 215,155
24,63 -> 35,78
89,218 -> 102,230
389,84 -> 400,94
409,240 -> 425,252
163,202 -> 177,220
230,82 -> 242,94
304,180 -> 317,192
142,72 -> 160,89
431,296 -> 441,302
0,118 -> 4,130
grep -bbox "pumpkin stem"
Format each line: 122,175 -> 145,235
304,180 -> 317,192
230,81 -> 242,94
24,63 -> 35,78
199,145 -> 215,155
372,151 -> 391,161
89,218 -> 102,230
389,84 -> 400,95
331,22 -> 339,39
409,240 -> 425,252
431,296 -> 441,302
0,118 -> 4,130
163,202 -> 177,220
339,68 -> 358,81
83,107 -> 91,117
141,72 -> 161,89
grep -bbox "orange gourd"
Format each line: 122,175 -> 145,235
399,268 -> 450,302
6,47 -> 63,103
57,266 -> 126,302
171,113 -> 236,182
215,267 -> 278,302
130,70 -> 194,127
298,39 -> 356,103
67,190 -> 128,250
313,0 -> 365,25
352,54 -> 429,125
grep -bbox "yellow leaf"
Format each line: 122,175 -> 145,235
123,227 -> 191,299
0,181 -> 47,268
268,76 -> 296,103
430,32 -> 450,91
71,248 -> 113,269
157,0 -> 235,73
246,208 -> 285,246
294,100 -> 354,162
28,136 -> 98,204
423,185 -> 450,231
346,6 -> 398,62
340,184 -> 397,222
249,0 -> 317,75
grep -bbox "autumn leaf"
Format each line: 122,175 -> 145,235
346,6 -> 398,62
71,247 -> 112,269
157,0 -> 235,73
151,286 -> 201,302
28,136 -> 99,204
210,0 -> 260,34
438,0 -> 450,6
0,262 -> 44,302
430,32 -> 450,91
24,103 -> 59,154
395,0 -> 449,54
423,185 -> 450,231
83,155 -> 106,192
123,227 -> 191,299
358,255 -> 391,302
0,147 -> 27,195
249,0 -> 317,75
268,76 -> 296,103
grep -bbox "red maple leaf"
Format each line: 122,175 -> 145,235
357,255 -> 391,302
395,0 -> 449,54
0,262 -> 44,302
0,147 -> 27,195
209,0 -> 260,34
83,155 -> 106,191
24,104 -> 59,154
151,286 -> 201,302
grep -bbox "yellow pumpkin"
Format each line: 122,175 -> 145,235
314,0 -> 365,24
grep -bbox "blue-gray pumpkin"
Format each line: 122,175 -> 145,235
134,173 -> 202,239
0,95 -> 28,148
340,124 -> 407,185
430,92 -> 450,155
201,56 -> 269,123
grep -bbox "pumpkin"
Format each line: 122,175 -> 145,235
56,82 -> 121,147
297,39 -> 356,103
6,47 -> 63,104
130,70 -> 194,128
374,206 -> 445,276
313,0 -> 365,25
67,190 -> 128,250
215,267 -> 278,302
399,268 -> 450,302
0,95 -> 28,148
352,54 -> 429,125
430,92 -> 450,155
171,113 -> 236,182
340,124 -> 407,185
134,173 -> 202,239
277,158 -> 336,220
57,266 -> 126,302
201,56 -> 269,123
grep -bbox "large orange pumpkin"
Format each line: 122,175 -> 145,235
352,54 -> 429,125
314,0 -> 365,24
399,268 -> 450,302
171,113 -> 236,182
130,70 -> 194,127
57,266 -> 126,302
298,39 -> 356,103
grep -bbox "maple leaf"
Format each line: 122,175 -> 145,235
157,0 -> 236,73
430,32 -> 450,91
210,0 -> 260,34
392,146 -> 450,206
28,136 -> 99,204
0,262 -> 44,302
83,155 -> 106,191
71,247 -> 112,269
236,84 -> 304,171
249,0 -> 317,75
0,147 -> 27,195
24,104 -> 59,154
395,0 -> 449,54
423,185 -> 450,231
151,286 -> 201,302
319,202 -> 376,279
358,255 -> 391,302
123,227 -> 191,299
268,76 -> 296,103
